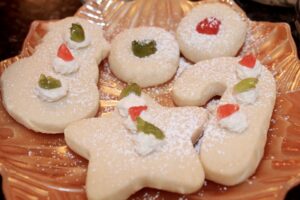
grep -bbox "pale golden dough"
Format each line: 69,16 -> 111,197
176,3 -> 247,63
109,27 -> 180,87
172,57 -> 276,185
65,94 -> 208,200
0,17 -> 110,133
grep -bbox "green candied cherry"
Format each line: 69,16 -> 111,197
234,78 -> 258,93
38,74 -> 62,89
120,83 -> 142,99
70,23 -> 85,43
136,117 -> 165,140
131,40 -> 157,58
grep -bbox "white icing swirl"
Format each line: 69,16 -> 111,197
237,61 -> 262,79
117,93 -> 146,117
123,116 -> 137,132
235,88 -> 258,105
117,93 -> 164,156
218,111 -> 248,133
53,57 -> 79,75
123,111 -> 152,133
64,33 -> 91,49
132,133 -> 164,156
34,80 -> 68,102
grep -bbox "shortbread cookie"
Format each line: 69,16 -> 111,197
65,84 -> 208,200
173,56 -> 276,185
176,2 -> 247,63
109,27 -> 180,87
1,17 -> 110,133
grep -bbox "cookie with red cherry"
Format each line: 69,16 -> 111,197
64,83 -> 208,200
172,56 -> 276,186
0,17 -> 110,133
176,2 -> 248,63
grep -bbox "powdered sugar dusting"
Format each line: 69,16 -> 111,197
173,56 -> 276,185
1,17 -> 110,133
109,26 -> 179,87
176,2 -> 248,62
64,94 -> 207,199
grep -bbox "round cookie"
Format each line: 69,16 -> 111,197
109,27 -> 180,88
176,2 -> 248,63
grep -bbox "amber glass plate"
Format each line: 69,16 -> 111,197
0,0 -> 300,199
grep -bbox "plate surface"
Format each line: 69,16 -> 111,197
0,0 -> 300,199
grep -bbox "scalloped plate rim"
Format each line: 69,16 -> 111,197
0,0 -> 300,199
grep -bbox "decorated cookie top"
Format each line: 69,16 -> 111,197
119,82 -> 142,99
172,56 -> 276,144
128,105 -> 147,121
57,43 -> 74,61
0,17 -> 110,133
35,74 -> 68,102
239,53 -> 256,68
196,17 -> 221,35
38,74 -> 62,89
53,43 -> 80,75
172,56 -> 276,187
233,78 -> 258,93
233,78 -> 259,104
217,103 -> 239,120
217,103 -> 248,133
65,22 -> 91,49
176,2 -> 248,62
117,83 -> 166,156
70,23 -> 85,43
237,54 -> 262,79
64,85 -> 208,200
131,39 -> 157,58
108,26 -> 180,87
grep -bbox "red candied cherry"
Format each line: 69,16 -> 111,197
57,43 -> 74,61
128,106 -> 148,121
239,54 -> 256,68
217,104 -> 239,120
196,17 -> 221,35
